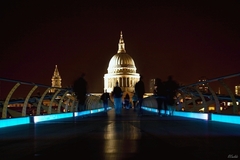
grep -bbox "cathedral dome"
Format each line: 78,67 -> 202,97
107,32 -> 137,74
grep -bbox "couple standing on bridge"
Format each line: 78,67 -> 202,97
154,75 -> 179,116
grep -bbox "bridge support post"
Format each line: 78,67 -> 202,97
48,89 -> 61,114
37,88 -> 51,115
2,83 -> 21,118
177,90 -> 188,111
22,85 -> 38,116
219,79 -> 238,114
207,84 -> 220,113
58,91 -> 69,113
195,86 -> 208,112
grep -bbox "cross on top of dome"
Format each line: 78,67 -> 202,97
117,31 -> 126,53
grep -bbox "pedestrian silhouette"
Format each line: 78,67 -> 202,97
164,75 -> 179,115
101,89 -> 110,113
124,93 -> 130,109
154,78 -> 167,116
132,92 -> 138,111
135,75 -> 145,116
112,81 -> 123,116
73,73 -> 88,111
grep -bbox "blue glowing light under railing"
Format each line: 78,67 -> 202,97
74,107 -> 112,117
34,113 -> 73,123
91,108 -> 104,114
173,111 -> 208,120
142,106 -> 158,113
74,110 -> 91,117
211,114 -> 240,125
142,106 -> 208,120
0,117 -> 30,128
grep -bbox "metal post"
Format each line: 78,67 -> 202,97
219,79 -> 238,114
58,91 -> 69,113
206,84 -> 220,113
48,89 -> 61,114
2,83 -> 21,118
195,86 -> 208,112
37,88 -> 51,115
22,85 -> 38,116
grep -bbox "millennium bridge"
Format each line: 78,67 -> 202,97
0,73 -> 240,159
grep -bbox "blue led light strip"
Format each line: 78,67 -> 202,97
0,117 -> 30,128
211,114 -> 240,125
142,106 -> 208,120
34,113 -> 73,123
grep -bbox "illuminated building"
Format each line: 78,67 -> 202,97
198,76 -> 209,93
235,84 -> 240,96
104,32 -> 140,93
50,65 -> 62,93
149,79 -> 156,93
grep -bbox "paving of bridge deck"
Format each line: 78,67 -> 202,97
1,108 -> 240,160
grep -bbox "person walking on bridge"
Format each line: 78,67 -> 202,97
164,75 -> 179,116
73,73 -> 88,111
154,78 -> 167,116
112,82 -> 123,116
101,89 -> 110,114
135,75 -> 145,116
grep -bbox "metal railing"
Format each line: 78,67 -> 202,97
177,73 -> 240,114
142,73 -> 240,115
1,72 -> 239,119
0,78 -> 109,119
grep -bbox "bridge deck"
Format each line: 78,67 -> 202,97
1,108 -> 240,160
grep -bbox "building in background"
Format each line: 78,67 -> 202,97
198,76 -> 209,93
104,32 -> 140,94
235,84 -> 240,96
50,65 -> 62,93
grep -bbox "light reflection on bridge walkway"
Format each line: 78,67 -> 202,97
0,107 -> 240,159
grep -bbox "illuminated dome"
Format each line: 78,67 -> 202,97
107,32 -> 137,74
104,31 -> 140,93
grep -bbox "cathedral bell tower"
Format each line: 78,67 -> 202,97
50,65 -> 62,93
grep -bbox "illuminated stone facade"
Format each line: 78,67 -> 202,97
104,32 -> 140,93
235,85 -> 240,96
50,65 -> 62,93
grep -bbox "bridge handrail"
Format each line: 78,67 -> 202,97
176,72 -> 240,114
0,77 -> 109,119
179,72 -> 240,89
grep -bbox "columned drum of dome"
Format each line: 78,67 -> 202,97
104,32 -> 140,94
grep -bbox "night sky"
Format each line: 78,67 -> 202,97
1,1 -> 240,94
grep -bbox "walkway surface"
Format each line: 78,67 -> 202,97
1,108 -> 240,160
